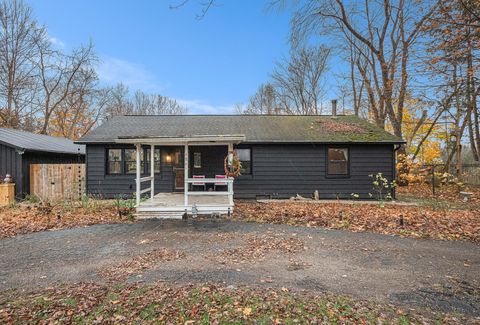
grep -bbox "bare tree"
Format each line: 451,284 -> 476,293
170,0 -> 216,20
426,0 -> 480,162
243,83 -> 280,114
243,46 -> 330,115
104,85 -> 187,119
103,83 -> 134,119
50,64 -> 105,140
0,0 -> 45,128
271,45 -> 330,115
150,94 -> 186,115
290,0 -> 439,139
34,40 -> 96,134
133,90 -> 187,115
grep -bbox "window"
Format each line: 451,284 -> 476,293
327,148 -> 349,176
107,149 -> 122,175
236,148 -> 252,175
124,149 -> 144,174
193,152 -> 201,168
145,148 -> 161,174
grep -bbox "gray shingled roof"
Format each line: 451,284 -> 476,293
0,127 -> 85,155
77,115 -> 403,144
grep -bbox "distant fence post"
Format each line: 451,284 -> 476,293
431,164 -> 435,196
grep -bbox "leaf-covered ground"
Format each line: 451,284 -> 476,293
1,184 -> 478,243
231,200 -> 480,244
0,202 -> 129,239
1,282 -> 475,324
397,183 -> 480,208
206,233 -> 305,265
98,248 -> 187,282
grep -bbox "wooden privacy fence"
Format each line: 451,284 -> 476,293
30,164 -> 85,201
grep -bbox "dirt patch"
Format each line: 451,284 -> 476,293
287,259 -> 312,271
392,279 -> 480,316
232,201 -> 480,244
98,248 -> 186,282
207,233 -> 305,264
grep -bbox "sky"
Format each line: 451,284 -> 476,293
29,0 -> 302,114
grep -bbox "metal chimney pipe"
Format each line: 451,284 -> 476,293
331,99 -> 337,116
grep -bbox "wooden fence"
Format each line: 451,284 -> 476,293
419,163 -> 480,186
459,164 -> 480,186
30,164 -> 85,201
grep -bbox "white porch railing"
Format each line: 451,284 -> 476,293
135,144 -> 155,207
184,177 -> 234,209
134,142 -> 236,215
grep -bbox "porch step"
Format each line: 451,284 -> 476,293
135,207 -> 234,219
135,211 -> 184,219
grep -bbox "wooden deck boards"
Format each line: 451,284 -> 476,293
136,192 -> 232,219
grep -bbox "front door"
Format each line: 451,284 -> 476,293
172,147 -> 184,191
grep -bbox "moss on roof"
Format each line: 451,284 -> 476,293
77,115 -> 404,144
306,115 -> 403,143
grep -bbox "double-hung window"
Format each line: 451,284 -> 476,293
124,149 -> 144,174
236,148 -> 252,175
327,147 -> 349,176
107,149 -> 122,175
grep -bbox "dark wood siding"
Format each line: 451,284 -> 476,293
0,143 -> 23,198
86,144 -> 174,198
189,146 -> 227,178
85,143 -> 394,200
234,143 -> 394,199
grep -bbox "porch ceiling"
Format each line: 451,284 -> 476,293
114,134 -> 245,145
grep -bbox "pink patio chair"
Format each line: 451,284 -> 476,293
192,175 -> 206,191
214,174 -> 228,191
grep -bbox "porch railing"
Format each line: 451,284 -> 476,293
184,177 -> 234,209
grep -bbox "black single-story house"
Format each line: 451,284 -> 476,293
0,128 -> 85,199
76,115 -> 403,217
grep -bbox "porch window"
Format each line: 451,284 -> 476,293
107,149 -> 122,175
237,148 -> 251,175
327,147 -> 349,176
145,148 -> 161,173
193,152 -> 201,168
124,148 -> 144,174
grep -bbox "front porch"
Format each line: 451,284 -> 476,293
136,192 -> 231,219
115,135 -> 245,219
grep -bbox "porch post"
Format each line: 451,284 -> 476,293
227,143 -> 234,207
184,143 -> 189,209
135,143 -> 141,207
150,144 -> 155,199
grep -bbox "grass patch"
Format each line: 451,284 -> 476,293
0,282 -> 474,324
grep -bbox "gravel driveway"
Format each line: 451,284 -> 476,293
0,219 -> 479,315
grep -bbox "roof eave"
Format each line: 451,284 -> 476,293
114,135 -> 247,145
77,139 -> 405,145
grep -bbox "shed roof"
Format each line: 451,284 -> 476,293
0,127 -> 85,155
77,115 -> 404,144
